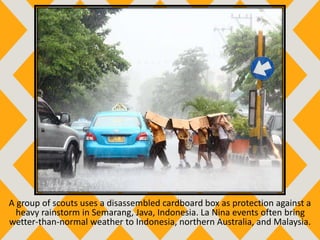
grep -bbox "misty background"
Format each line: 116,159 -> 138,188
37,7 -> 282,121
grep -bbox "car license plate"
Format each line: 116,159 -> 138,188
108,136 -> 125,143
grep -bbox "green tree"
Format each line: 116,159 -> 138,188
182,96 -> 237,118
136,77 -> 159,113
173,47 -> 209,97
151,47 -> 220,117
221,25 -> 283,111
58,72 -> 130,120
221,26 -> 256,74
81,8 -> 119,35
151,72 -> 179,117
264,24 -> 283,110
37,8 -> 130,105
182,96 -> 250,137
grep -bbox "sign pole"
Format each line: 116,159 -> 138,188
249,31 -> 275,162
249,30 -> 267,161
257,31 -> 264,158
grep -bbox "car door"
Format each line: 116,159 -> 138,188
37,100 -> 68,151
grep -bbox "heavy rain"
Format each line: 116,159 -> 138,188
36,7 -> 283,194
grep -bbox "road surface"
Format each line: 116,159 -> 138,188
37,136 -> 282,194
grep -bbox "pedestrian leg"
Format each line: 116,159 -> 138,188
145,144 -> 157,168
184,158 -> 191,168
201,151 -> 212,168
158,148 -> 170,168
208,150 -> 212,162
194,151 -> 201,168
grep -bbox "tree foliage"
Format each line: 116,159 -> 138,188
182,96 -> 237,118
182,96 -> 250,137
37,8 -> 130,106
148,47 -> 220,117
221,26 -> 256,73
173,47 -> 208,90
264,24 -> 283,110
81,8 -> 119,35
61,72 -> 130,120
221,25 -> 283,111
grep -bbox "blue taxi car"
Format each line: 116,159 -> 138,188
83,110 -> 153,168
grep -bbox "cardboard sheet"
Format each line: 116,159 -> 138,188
189,116 -> 209,131
145,111 -> 169,128
167,118 -> 190,130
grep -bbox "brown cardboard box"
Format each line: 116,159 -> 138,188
145,111 -> 169,128
207,112 -> 228,118
189,116 -> 209,131
167,118 -> 190,130
207,112 -> 228,125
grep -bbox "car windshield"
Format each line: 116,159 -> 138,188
93,116 -> 141,128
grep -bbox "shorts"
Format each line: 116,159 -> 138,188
198,144 -> 207,152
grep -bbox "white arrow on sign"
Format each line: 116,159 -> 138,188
253,60 -> 272,76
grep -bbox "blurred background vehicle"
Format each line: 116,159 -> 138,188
265,112 -> 283,157
265,112 -> 282,140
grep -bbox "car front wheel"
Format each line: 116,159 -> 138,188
61,144 -> 77,178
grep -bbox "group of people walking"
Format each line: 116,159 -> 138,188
145,114 -> 234,170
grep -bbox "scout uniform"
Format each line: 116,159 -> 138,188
147,121 -> 171,169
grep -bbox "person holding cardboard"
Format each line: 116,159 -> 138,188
146,120 -> 171,169
194,127 -> 213,169
208,124 -> 219,161
173,128 -> 191,169
207,117 -> 220,162
216,115 -> 233,167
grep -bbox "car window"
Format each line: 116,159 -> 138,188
274,116 -> 282,130
38,101 -> 58,124
93,116 -> 141,128
264,113 -> 272,125
266,115 -> 282,131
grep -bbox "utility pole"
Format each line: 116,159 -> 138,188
213,26 -> 233,42
231,13 -> 253,29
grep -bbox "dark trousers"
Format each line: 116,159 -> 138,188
149,141 -> 169,167
216,139 -> 230,166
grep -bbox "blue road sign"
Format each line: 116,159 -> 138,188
250,57 -> 275,81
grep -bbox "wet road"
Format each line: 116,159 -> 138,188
37,136 -> 282,194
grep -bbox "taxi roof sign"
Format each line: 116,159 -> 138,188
112,103 -> 128,111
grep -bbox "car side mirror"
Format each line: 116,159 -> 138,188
56,112 -> 71,124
